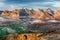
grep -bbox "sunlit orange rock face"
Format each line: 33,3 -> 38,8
5,33 -> 43,40
10,9 -> 20,18
5,33 -> 60,40
32,9 -> 45,20
1,9 -> 20,19
1,8 -> 60,20
44,8 -> 54,19
1,10 -> 10,17
53,10 -> 60,19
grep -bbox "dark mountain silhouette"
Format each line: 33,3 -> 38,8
19,8 -> 30,16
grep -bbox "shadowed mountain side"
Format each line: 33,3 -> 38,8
22,22 -> 60,33
20,8 -> 29,16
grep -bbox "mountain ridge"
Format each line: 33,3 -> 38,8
0,8 -> 60,20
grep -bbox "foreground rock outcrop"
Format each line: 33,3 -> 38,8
4,33 -> 60,40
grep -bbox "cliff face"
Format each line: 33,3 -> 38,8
1,8 -> 60,20
1,9 -> 20,19
9,9 -> 20,18
32,9 -> 45,19
1,10 -> 9,17
19,8 -> 35,16
53,10 -> 60,19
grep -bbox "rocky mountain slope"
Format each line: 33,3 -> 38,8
0,8 -> 60,20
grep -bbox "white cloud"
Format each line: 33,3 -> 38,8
10,5 -> 14,8
0,1 -> 60,10
28,1 -> 60,9
9,5 -> 15,10
51,2 -> 60,7
27,2 -> 54,5
0,2 -> 5,7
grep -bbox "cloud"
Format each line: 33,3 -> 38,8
51,1 -> 60,7
27,1 -> 60,9
0,0 -> 60,10
0,2 -> 5,7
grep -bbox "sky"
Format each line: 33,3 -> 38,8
0,0 -> 60,10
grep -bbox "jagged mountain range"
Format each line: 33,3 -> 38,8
0,8 -> 60,20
